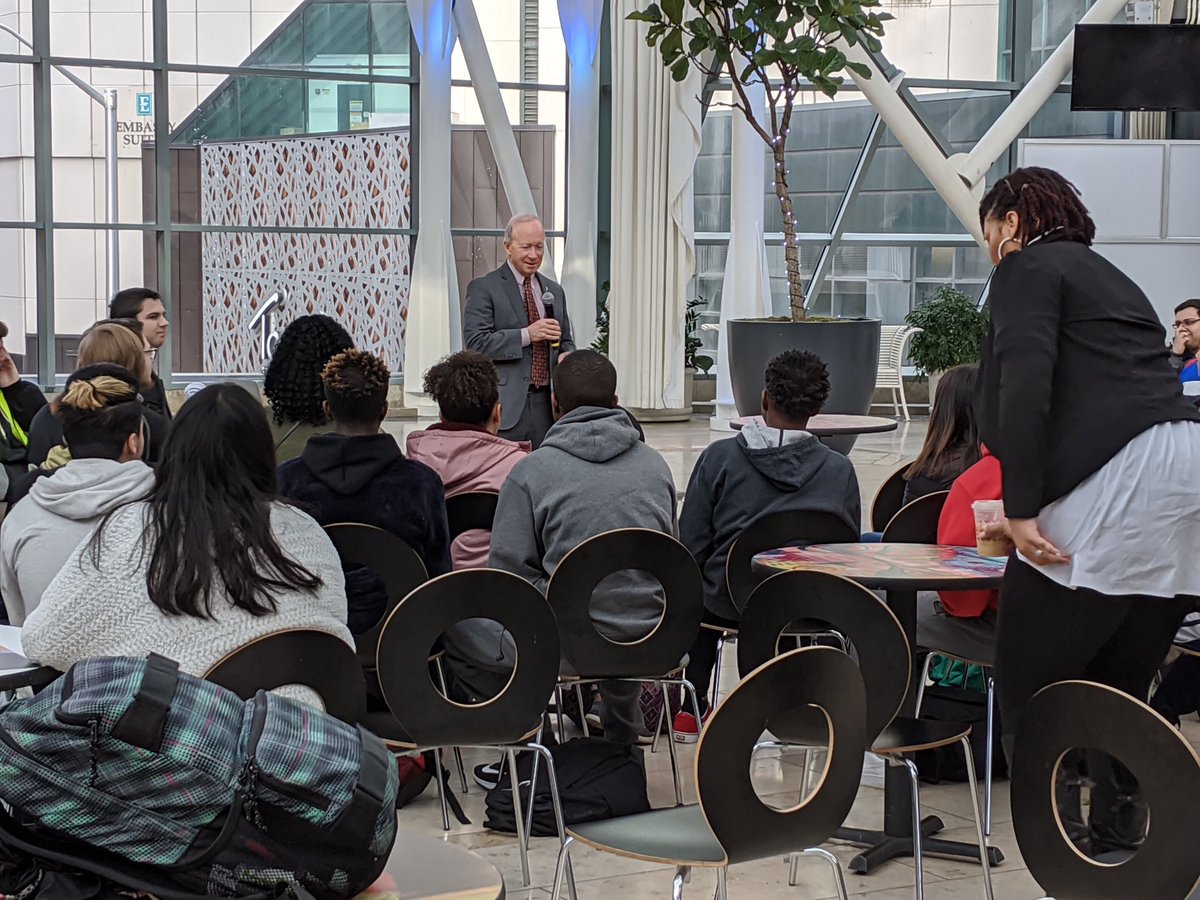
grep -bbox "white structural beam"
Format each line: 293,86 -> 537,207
840,45 -> 984,242
556,0 -> 605,348
957,0 -> 1128,187
404,0 -> 460,410
453,0 -> 555,274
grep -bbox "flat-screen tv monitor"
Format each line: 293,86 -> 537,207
1072,25 -> 1200,111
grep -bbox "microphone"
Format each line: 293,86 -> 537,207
542,290 -> 560,350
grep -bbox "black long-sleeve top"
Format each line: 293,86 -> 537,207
978,234 -> 1199,519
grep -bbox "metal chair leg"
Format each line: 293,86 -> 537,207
960,736 -> 995,900
506,749 -> 531,887
432,660 -> 468,794
574,682 -> 590,737
524,726 -> 544,849
914,652 -> 936,718
902,757 -> 925,900
453,747 -> 468,794
714,867 -> 728,900
672,866 -> 689,900
711,636 -> 725,712
433,747 -> 451,833
531,742 -> 577,900
898,379 -> 911,421
984,674 -> 995,836
549,836 -> 575,900
554,684 -> 567,743
662,680 -> 685,806
651,687 -> 667,753
803,847 -> 849,900
787,850 -> 800,886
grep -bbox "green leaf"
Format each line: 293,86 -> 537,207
661,0 -> 686,24
627,4 -> 662,24
671,57 -> 692,81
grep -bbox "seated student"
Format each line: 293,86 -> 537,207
109,287 -> 172,418
23,384 -> 352,684
0,366 -> 155,625
0,320 -> 49,498
1170,299 -> 1200,373
277,349 -> 451,634
902,363 -> 981,505
916,445 -> 1003,660
405,351 -> 530,569
263,315 -> 355,463
1151,610 -> 1200,727
26,319 -> 170,471
473,350 -> 677,745
676,349 -> 861,739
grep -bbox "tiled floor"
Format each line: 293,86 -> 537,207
382,414 -> 1200,898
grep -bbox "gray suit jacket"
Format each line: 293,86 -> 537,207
462,264 -> 576,431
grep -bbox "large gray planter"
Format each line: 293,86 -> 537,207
727,317 -> 882,453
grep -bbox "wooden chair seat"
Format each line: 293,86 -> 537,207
568,805 -> 726,867
874,718 -> 972,755
700,621 -> 737,636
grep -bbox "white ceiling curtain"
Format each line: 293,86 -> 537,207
608,0 -> 704,412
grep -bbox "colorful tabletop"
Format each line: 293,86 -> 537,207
730,414 -> 899,436
752,542 -> 1007,591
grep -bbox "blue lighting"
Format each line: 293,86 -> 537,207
558,0 -> 603,68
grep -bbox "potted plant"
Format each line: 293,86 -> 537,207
905,285 -> 990,403
685,296 -> 714,408
631,0 -> 891,421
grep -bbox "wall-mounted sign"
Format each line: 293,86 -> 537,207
136,93 -> 153,116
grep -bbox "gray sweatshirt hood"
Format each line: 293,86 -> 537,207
737,420 -> 831,492
28,458 -> 156,520
540,406 -> 641,463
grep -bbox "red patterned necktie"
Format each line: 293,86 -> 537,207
524,276 -> 549,387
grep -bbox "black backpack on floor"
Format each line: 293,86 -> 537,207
914,683 -> 1007,784
484,738 -> 650,837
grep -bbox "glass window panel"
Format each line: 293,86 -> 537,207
956,246 -> 993,280
370,1 -> 412,74
255,15 -> 305,68
876,0 -> 1002,81
916,246 -> 955,278
0,228 -> 36,374
1028,91 -> 1119,139
305,2 -> 371,67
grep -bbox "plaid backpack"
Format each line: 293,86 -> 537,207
0,654 -> 398,899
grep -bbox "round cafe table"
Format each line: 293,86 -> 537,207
363,830 -> 505,900
730,414 -> 898,437
751,542 -> 1007,876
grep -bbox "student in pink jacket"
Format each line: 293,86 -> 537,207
406,351 -> 530,568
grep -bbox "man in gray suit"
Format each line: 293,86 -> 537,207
463,213 -> 575,448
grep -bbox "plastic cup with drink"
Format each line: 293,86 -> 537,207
972,500 -> 1011,557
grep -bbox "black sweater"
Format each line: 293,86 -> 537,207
978,235 -> 1200,518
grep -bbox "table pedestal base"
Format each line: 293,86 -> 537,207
835,757 -> 1004,875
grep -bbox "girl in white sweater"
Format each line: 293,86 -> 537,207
24,384 -> 352,677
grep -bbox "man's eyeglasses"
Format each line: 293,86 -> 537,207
1174,317 -> 1200,329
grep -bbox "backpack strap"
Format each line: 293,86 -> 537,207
111,654 -> 179,752
336,728 -> 393,846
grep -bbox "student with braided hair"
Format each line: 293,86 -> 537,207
278,349 -> 450,634
0,365 -> 154,624
977,166 -> 1200,854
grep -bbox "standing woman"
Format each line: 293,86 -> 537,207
978,167 -> 1200,850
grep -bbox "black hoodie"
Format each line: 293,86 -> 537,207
679,422 -> 862,620
277,433 -> 452,633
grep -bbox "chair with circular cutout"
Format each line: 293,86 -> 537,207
871,461 -> 915,533
880,491 -> 950,544
547,646 -> 868,900
546,528 -> 704,804
373,568 -> 571,893
445,491 -> 500,540
203,628 -> 366,725
1012,680 -> 1200,900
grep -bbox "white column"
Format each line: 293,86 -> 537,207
556,0 -> 605,349
711,81 -> 772,431
608,0 -> 703,413
454,0 -> 553,274
404,0 -> 460,411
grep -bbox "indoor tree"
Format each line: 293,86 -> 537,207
629,0 -> 890,320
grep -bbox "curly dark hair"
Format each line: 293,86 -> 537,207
978,166 -> 1096,246
263,315 -> 354,426
764,349 -> 830,421
422,351 -> 500,426
323,349 -> 390,425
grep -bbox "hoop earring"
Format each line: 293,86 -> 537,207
998,236 -> 1022,258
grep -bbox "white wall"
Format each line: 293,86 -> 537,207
1020,140 -> 1200,326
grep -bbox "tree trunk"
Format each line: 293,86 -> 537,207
773,142 -> 805,321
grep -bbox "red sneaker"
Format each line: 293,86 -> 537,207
672,709 -> 710,743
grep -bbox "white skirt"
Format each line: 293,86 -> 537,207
1024,420 -> 1200,598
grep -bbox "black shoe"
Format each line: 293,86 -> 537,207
473,759 -> 505,790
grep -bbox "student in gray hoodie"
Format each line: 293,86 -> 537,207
478,350 -> 678,744
675,349 -> 861,738
0,365 -> 155,624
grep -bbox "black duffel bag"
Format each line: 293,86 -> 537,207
484,737 -> 650,836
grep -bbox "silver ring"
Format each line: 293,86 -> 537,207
1035,549 -> 1044,558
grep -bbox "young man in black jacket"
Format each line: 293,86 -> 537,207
109,288 -> 172,419
277,349 -> 451,634
675,349 -> 861,740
